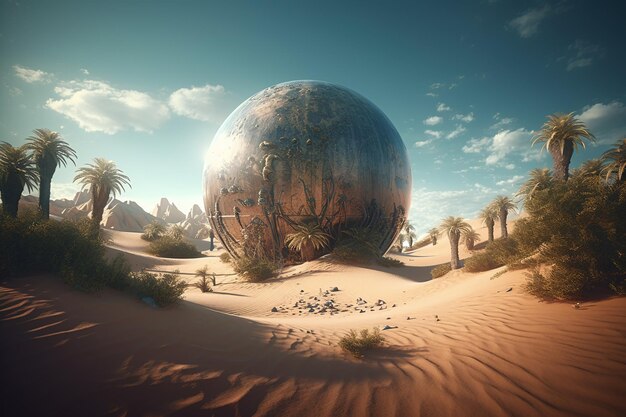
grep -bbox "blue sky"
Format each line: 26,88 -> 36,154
1,0 -> 625,235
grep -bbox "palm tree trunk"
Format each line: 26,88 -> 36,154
449,231 -> 461,270
1,172 -> 24,218
550,141 -> 574,181
487,219 -> 494,242
500,209 -> 508,238
91,186 -> 107,226
38,175 -> 51,219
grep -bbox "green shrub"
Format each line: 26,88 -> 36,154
464,238 -> 521,272
219,252 -> 231,263
128,270 -> 187,307
148,236 -> 202,258
516,177 -> 626,299
431,263 -> 451,278
377,256 -> 404,267
339,328 -> 385,358
231,255 -> 278,282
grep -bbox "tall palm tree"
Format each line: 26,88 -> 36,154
439,216 -> 472,270
403,222 -> 416,248
285,222 -> 331,261
571,159 -> 604,183
463,228 -> 481,251
428,227 -> 439,245
479,206 -> 498,243
0,142 -> 39,217
490,196 -> 516,239
600,138 -> 626,183
532,113 -> 595,181
516,168 -> 553,203
25,129 -> 76,219
73,158 -> 130,226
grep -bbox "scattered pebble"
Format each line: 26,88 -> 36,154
382,325 -> 397,330
271,307 -> 278,312
506,287 -> 513,292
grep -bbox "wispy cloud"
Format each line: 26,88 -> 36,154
490,117 -> 514,130
462,137 -> 490,153
452,112 -> 474,123
496,175 -> 524,186
169,84 -> 232,123
414,140 -> 432,148
446,124 -> 466,139
484,128 -> 541,165
508,5 -> 551,38
423,116 -> 443,126
566,40 -> 603,71
80,68 -> 90,75
425,129 -> 442,139
437,103 -> 451,112
13,65 -> 52,83
46,80 -> 170,134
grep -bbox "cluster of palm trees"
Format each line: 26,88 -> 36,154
0,129 -> 130,226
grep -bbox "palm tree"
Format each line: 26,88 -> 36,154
600,138 -> 626,183
73,158 -> 130,226
142,220 -> 166,241
490,196 -> 516,239
571,159 -> 604,183
285,222 -> 331,261
168,224 -> 186,240
403,222 -> 416,248
516,168 -> 553,203
25,129 -> 76,219
194,265 -> 216,292
428,227 -> 439,245
439,216 -> 472,270
463,228 -> 481,251
0,142 -> 39,217
479,206 -> 498,243
532,113 -> 595,181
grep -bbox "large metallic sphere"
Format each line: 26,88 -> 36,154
203,80 -> 411,261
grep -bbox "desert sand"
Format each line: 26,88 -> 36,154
2,220 -> 625,417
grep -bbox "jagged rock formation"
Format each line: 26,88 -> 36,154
152,198 -> 185,224
179,204 -> 211,239
102,200 -> 163,232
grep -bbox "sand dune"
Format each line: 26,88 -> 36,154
2,228 -> 625,417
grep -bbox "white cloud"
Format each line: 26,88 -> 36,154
437,103 -> 451,112
453,112 -> 474,123
51,182 -> 80,200
566,40 -> 603,71
423,116 -> 443,126
8,86 -> 23,96
504,163 -> 516,170
485,128 -> 534,165
509,5 -> 551,38
496,175 -> 524,186
577,101 -> 626,144
409,186 -> 496,234
425,92 -> 438,98
80,68 -> 90,75
168,84 -> 231,123
430,83 -> 445,89
490,117 -> 513,130
425,129 -> 442,139
46,80 -> 170,134
414,140 -> 432,148
446,124 -> 466,139
13,65 -> 52,83
463,137 -> 490,153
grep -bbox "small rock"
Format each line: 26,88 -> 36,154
308,308 -> 315,313
331,287 -> 339,292
271,307 -> 278,312
300,289 -> 304,293
506,287 -> 513,292
573,302 -> 581,309
392,304 -> 396,308
360,310 -> 365,313
382,325 -> 397,330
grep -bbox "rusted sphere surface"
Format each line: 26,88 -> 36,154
203,80 -> 411,261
